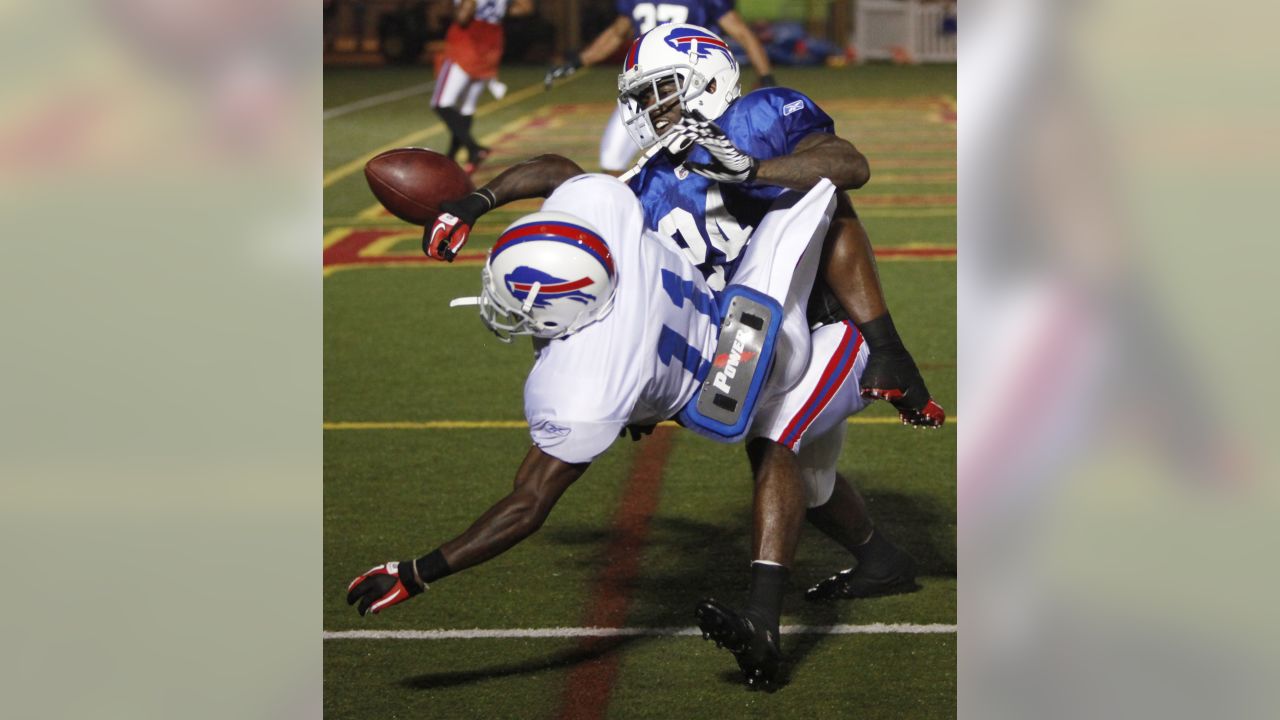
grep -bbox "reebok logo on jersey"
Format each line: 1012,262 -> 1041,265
711,328 -> 753,394
783,100 -> 805,116
531,420 -> 570,437
530,419 -> 571,447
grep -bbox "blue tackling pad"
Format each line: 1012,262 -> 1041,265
677,285 -> 782,443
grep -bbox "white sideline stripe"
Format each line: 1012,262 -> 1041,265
324,82 -> 436,120
323,624 -> 956,640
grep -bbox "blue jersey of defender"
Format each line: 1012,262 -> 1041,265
616,0 -> 734,35
626,87 -> 835,292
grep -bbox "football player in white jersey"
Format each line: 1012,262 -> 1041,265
420,27 -> 939,687
350,171 -> 837,688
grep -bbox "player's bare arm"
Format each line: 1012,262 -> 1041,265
715,11 -> 774,85
546,15 -> 633,87
819,192 -> 889,324
675,116 -> 868,190
437,446 -> 589,572
424,154 -> 585,260
507,0 -> 535,18
756,133 -> 870,191
580,16 -> 636,66
483,154 -> 586,205
347,446 -> 588,615
454,0 -> 477,26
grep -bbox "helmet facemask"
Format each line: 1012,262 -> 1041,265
617,25 -> 743,151
619,66 -> 708,150
471,265 -> 536,343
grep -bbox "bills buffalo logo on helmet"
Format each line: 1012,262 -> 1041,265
504,266 -> 597,308
664,27 -> 737,67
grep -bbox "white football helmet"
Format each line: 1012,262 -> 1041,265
451,211 -> 617,341
618,23 -> 742,149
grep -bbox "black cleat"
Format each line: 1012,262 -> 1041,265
859,347 -> 945,428
695,598 -> 782,690
805,550 -> 919,601
463,147 -> 492,176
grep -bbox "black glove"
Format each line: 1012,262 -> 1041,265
673,114 -> 759,184
544,53 -> 582,89
756,73 -> 777,88
858,313 -> 946,428
423,188 -> 495,261
620,423 -> 657,441
346,560 -> 425,616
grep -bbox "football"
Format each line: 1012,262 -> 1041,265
363,148 -> 474,225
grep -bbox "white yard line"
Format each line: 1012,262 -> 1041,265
324,81 -> 436,120
324,623 -> 956,640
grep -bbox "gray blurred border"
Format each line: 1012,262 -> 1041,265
960,0 -> 1280,717
0,1 -> 320,717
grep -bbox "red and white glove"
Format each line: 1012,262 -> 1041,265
422,189 -> 496,262
346,561 -> 425,616
424,213 -> 471,261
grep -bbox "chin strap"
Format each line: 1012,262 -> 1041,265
616,136 -> 670,181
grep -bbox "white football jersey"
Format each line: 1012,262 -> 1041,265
458,0 -> 510,23
523,175 -> 719,463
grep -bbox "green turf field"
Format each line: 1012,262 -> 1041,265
325,63 -> 955,718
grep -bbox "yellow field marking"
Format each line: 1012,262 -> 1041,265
357,203 -> 389,219
324,227 -> 353,250
322,244 -> 955,276
323,416 -> 954,431
357,232 -> 421,258
323,260 -> 477,277
323,75 -> 583,188
323,249 -> 955,277
859,208 -> 956,218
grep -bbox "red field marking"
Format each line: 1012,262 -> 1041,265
324,229 -> 955,273
855,193 -> 956,206
867,158 -> 954,168
323,229 -> 421,268
875,246 -> 956,258
556,427 -> 674,720
937,98 -> 957,124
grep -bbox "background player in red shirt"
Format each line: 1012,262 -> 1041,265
432,0 -> 533,174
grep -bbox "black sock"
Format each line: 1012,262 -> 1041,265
858,312 -> 906,354
851,529 -> 899,575
459,114 -> 483,158
434,107 -> 467,159
412,548 -> 453,586
744,561 -> 789,637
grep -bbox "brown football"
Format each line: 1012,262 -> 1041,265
363,147 -> 474,225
